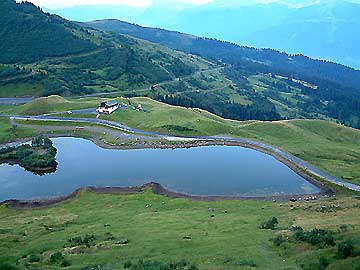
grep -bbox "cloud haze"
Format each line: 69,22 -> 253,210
19,0 -> 360,9
21,0 -> 214,9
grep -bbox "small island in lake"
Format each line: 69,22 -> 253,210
0,136 -> 58,174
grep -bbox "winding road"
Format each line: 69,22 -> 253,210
4,114 -> 360,192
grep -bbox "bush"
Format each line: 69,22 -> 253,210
28,254 -> 40,263
339,224 -> 348,232
260,217 -> 278,230
61,260 -> 71,267
123,260 -> 198,270
338,240 -> 355,259
273,235 -> 284,246
305,229 -> 335,247
117,239 -> 130,245
50,252 -> 64,263
318,256 -> 329,270
292,226 -> 305,241
237,260 -> 257,267
68,234 -> 96,248
291,227 -> 335,247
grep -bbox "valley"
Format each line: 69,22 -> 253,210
0,1 -> 359,269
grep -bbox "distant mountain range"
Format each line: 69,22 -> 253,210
52,0 -> 360,69
86,19 -> 360,93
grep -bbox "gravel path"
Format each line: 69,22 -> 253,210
3,114 -> 359,192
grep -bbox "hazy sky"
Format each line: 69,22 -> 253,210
20,0 -> 330,9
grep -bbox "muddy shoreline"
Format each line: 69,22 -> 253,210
1,181 -> 333,210
0,135 -> 334,209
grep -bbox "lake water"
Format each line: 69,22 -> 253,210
0,137 -> 319,201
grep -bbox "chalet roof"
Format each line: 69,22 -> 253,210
100,101 -> 118,107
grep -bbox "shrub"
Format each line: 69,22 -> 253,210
318,256 -> 329,270
50,252 -> 64,263
338,240 -> 355,259
291,227 -> 335,247
237,260 -> 257,267
28,254 -> 40,263
117,239 -> 130,245
61,260 -> 71,267
339,224 -> 348,232
260,217 -> 278,230
305,229 -> 335,247
123,260 -> 198,270
273,235 -> 284,246
292,226 -> 305,241
105,232 -> 115,240
68,234 -> 96,248
31,136 -> 44,147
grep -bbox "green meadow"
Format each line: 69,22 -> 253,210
0,190 -> 359,270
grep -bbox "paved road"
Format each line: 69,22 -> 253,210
0,97 -> 35,105
7,114 -> 360,192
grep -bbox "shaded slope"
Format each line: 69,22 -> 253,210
0,0 -> 97,64
0,1 -> 208,98
86,19 -> 360,92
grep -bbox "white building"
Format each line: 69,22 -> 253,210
97,101 -> 119,114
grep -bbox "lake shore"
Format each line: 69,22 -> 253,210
0,134 -> 335,208
1,180 -> 333,210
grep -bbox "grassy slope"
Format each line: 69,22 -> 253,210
1,96 -> 359,184
0,190 -> 359,270
2,96 -> 99,116
0,1 -> 214,98
0,82 -> 44,98
103,97 -> 360,185
0,117 -> 35,143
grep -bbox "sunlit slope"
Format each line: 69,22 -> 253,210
0,190 -> 359,270
87,19 -> 360,128
100,97 -> 359,184
2,95 -> 358,184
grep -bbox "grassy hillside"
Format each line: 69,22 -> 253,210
0,0 -> 97,64
0,1 -> 211,98
87,19 -> 360,128
2,96 -> 99,116
102,97 -> 360,184
87,19 -> 360,92
2,96 -> 359,185
0,117 -> 35,143
0,189 -> 359,270
1,1 -> 359,127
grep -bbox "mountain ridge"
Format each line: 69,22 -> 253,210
1,1 -> 360,128
50,0 -> 360,69
0,0 -> 208,97
86,19 -> 360,128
